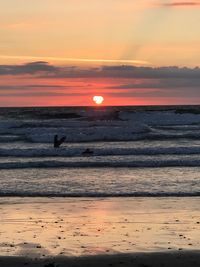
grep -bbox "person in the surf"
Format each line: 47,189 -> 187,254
82,148 -> 94,156
54,134 -> 66,148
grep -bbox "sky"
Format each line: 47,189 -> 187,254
0,0 -> 200,106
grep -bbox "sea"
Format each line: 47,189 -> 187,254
0,105 -> 200,198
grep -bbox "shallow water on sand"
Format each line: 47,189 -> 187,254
0,197 -> 199,257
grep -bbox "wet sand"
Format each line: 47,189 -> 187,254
0,251 -> 200,267
0,197 -> 199,266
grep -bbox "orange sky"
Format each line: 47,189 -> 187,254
0,0 -> 200,106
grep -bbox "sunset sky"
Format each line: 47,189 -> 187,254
0,0 -> 200,106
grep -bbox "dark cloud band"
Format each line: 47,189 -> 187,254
0,62 -> 200,79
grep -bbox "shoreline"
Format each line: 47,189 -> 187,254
0,197 -> 200,266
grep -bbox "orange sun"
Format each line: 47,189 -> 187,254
93,96 -> 104,105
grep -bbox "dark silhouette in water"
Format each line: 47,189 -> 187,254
54,135 -> 66,148
82,148 -> 94,156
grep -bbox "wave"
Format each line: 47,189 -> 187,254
0,135 -> 23,142
2,130 -> 200,144
1,113 -> 200,143
1,132 -> 200,143
1,146 -> 200,157
28,132 -> 200,143
0,120 -> 151,142
0,191 -> 199,197
1,158 -> 200,169
154,125 -> 200,131
0,122 -> 199,143
149,132 -> 200,140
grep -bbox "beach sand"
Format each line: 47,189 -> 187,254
0,197 -> 199,266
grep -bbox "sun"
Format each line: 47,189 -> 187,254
93,96 -> 104,105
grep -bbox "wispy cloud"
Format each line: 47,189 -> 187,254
161,1 -> 200,7
0,91 -> 82,97
0,55 -> 150,66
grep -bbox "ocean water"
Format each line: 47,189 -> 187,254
0,105 -> 200,197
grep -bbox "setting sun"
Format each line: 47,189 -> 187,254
93,96 -> 104,105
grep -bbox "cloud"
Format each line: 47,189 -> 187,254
108,78 -> 200,89
161,1 -> 200,7
0,62 -> 200,99
0,62 -> 200,80
0,91 -> 85,97
0,61 -> 59,75
0,85 -> 64,90
105,87 -> 200,98
106,77 -> 200,98
0,84 -> 85,91
0,62 -> 199,103
99,65 -> 200,79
